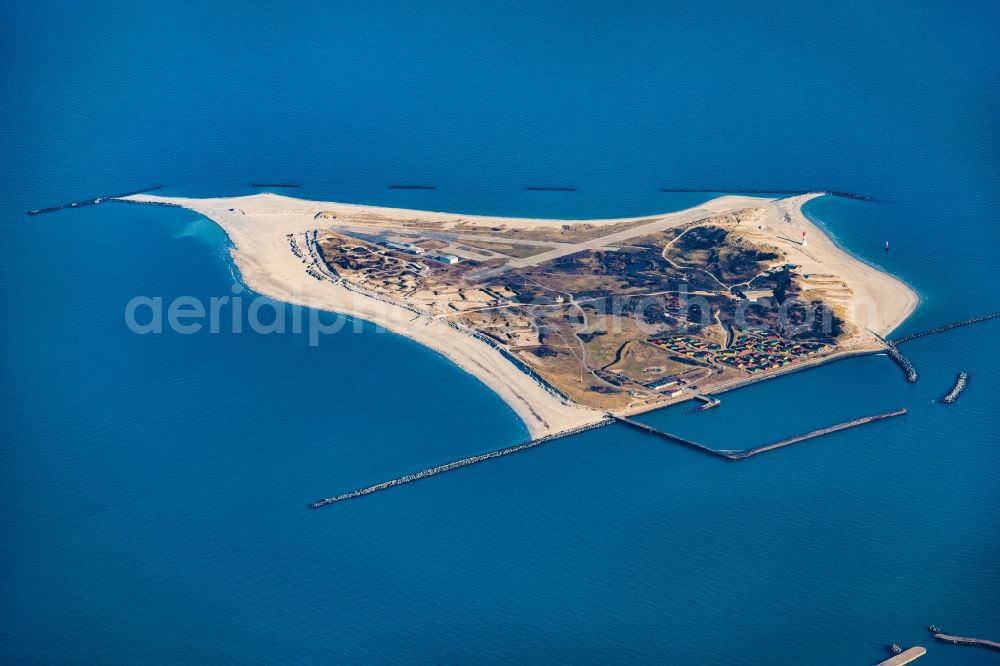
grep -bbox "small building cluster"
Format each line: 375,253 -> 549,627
717,332 -> 826,372
649,332 -> 827,375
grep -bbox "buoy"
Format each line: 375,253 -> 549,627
885,240 -> 890,251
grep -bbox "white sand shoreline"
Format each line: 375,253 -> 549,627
119,192 -> 917,438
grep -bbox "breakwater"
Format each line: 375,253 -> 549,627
892,312 -> 1000,345
388,184 -> 436,190
727,408 -> 907,459
308,419 -> 612,508
876,647 -> 926,665
931,631 -> 1000,652
27,185 -> 164,216
941,372 -> 969,403
613,409 -> 907,460
251,183 -> 299,188
884,342 -> 919,382
109,198 -> 183,209
869,330 -> 918,382
659,188 -> 874,201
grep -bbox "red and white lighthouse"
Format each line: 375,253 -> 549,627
801,230 -> 807,247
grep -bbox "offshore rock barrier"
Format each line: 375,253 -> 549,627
941,372 -> 968,404
308,419 -> 612,508
526,186 -> 577,191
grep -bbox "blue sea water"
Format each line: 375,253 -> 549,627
2,1 -> 999,663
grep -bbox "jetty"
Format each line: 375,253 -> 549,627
251,183 -> 299,188
388,184 -> 436,190
309,408 -> 907,508
876,647 -> 926,665
941,372 -> 969,403
884,342 -> 919,383
692,394 -> 721,412
613,409 -> 907,460
870,330 -> 918,383
308,419 -> 611,508
610,415 -> 723,458
892,312 -> 1000,345
727,409 -> 907,459
870,311 -> 1000,383
931,630 -> 1000,653
27,185 -> 164,216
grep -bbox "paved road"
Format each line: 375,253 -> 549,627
504,207 -> 712,270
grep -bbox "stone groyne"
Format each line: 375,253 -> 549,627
308,419 -> 611,508
28,185 -> 165,216
884,342 -> 919,383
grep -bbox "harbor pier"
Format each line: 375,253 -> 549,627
876,647 -> 926,665
727,409 -> 907,459
613,409 -> 907,460
610,415 -> 724,458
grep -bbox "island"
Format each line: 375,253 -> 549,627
118,192 -> 917,438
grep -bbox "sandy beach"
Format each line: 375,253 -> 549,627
119,192 -> 917,437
